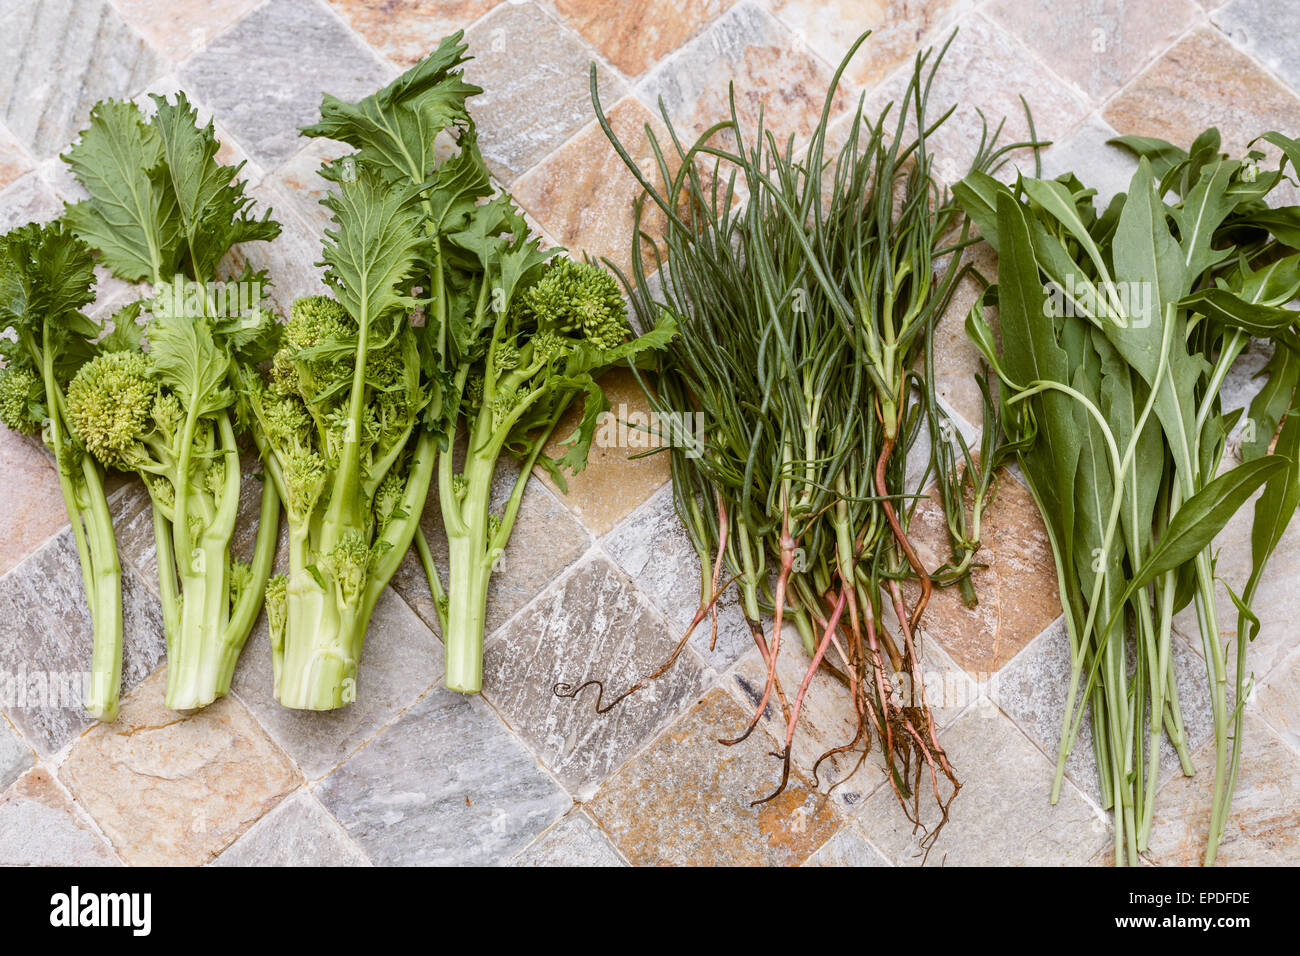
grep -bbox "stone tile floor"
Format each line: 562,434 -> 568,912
0,0 -> 1297,866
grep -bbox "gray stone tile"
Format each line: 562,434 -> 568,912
0,717 -> 32,792
803,825 -> 890,867
464,2 -> 624,182
483,554 -> 710,797
211,790 -> 370,866
0,531 -> 165,755
0,0 -> 162,157
231,587 -> 443,780
317,684 -> 571,865
389,440 -> 589,638
180,0 -> 393,167
1036,114 -> 1137,205
0,767 -> 118,865
856,707 -> 1107,866
990,618 -> 1214,806
510,811 -> 626,866
1213,0 -> 1300,93
602,483 -> 752,667
0,172 -> 64,231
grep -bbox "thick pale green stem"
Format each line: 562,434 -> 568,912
443,443 -> 495,694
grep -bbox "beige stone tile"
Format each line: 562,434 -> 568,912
266,137 -> 352,234
535,368 -> 671,535
931,242 -> 998,430
59,669 -> 300,865
513,97 -> 672,279
803,824 -> 890,866
0,767 -> 117,865
0,123 -> 32,190
1213,0 -> 1300,93
636,2 -> 851,144
1105,27 -> 1300,158
1256,650 -> 1300,752
987,0 -> 1199,104
464,2 -> 625,181
327,0 -> 502,67
1173,487 -> 1300,685
864,13 -> 1088,187
768,0 -> 963,91
857,704 -> 1106,865
0,172 -> 64,231
903,470 -> 1062,676
587,689 -> 841,865
114,0 -> 262,63
0,431 -> 68,576
551,0 -> 735,77
1145,715 -> 1300,865
510,809 -> 626,866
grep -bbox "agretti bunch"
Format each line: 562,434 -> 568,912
579,32 -> 1030,838
956,128 -> 1300,864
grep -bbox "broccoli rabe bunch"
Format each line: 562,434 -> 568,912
0,220 -> 125,720
438,249 -> 675,694
58,92 -> 283,711
239,168 -> 436,710
65,309 -> 279,710
295,33 -> 675,696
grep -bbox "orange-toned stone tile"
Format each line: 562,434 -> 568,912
0,430 -> 68,575
1105,27 -> 1300,159
113,0 -> 262,62
59,669 -> 300,865
0,123 -> 32,190
328,0 -> 502,67
987,0 -> 1199,103
903,470 -> 1062,676
0,767 -> 117,865
551,0 -> 734,77
587,689 -> 842,865
513,97 -> 672,278
1144,715 -> 1300,865
768,0 -> 962,91
536,368 -> 672,535
636,2 -> 851,144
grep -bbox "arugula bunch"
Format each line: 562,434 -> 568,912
956,128 -> 1300,864
60,94 -> 283,711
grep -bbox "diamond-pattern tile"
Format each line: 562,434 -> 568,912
0,0 -> 162,157
483,554 -> 709,796
181,0 -> 393,166
317,684 -> 571,865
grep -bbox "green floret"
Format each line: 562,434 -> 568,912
0,365 -> 41,434
520,258 -> 629,350
65,351 -> 158,468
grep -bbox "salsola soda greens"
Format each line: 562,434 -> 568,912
567,32 -> 1033,841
